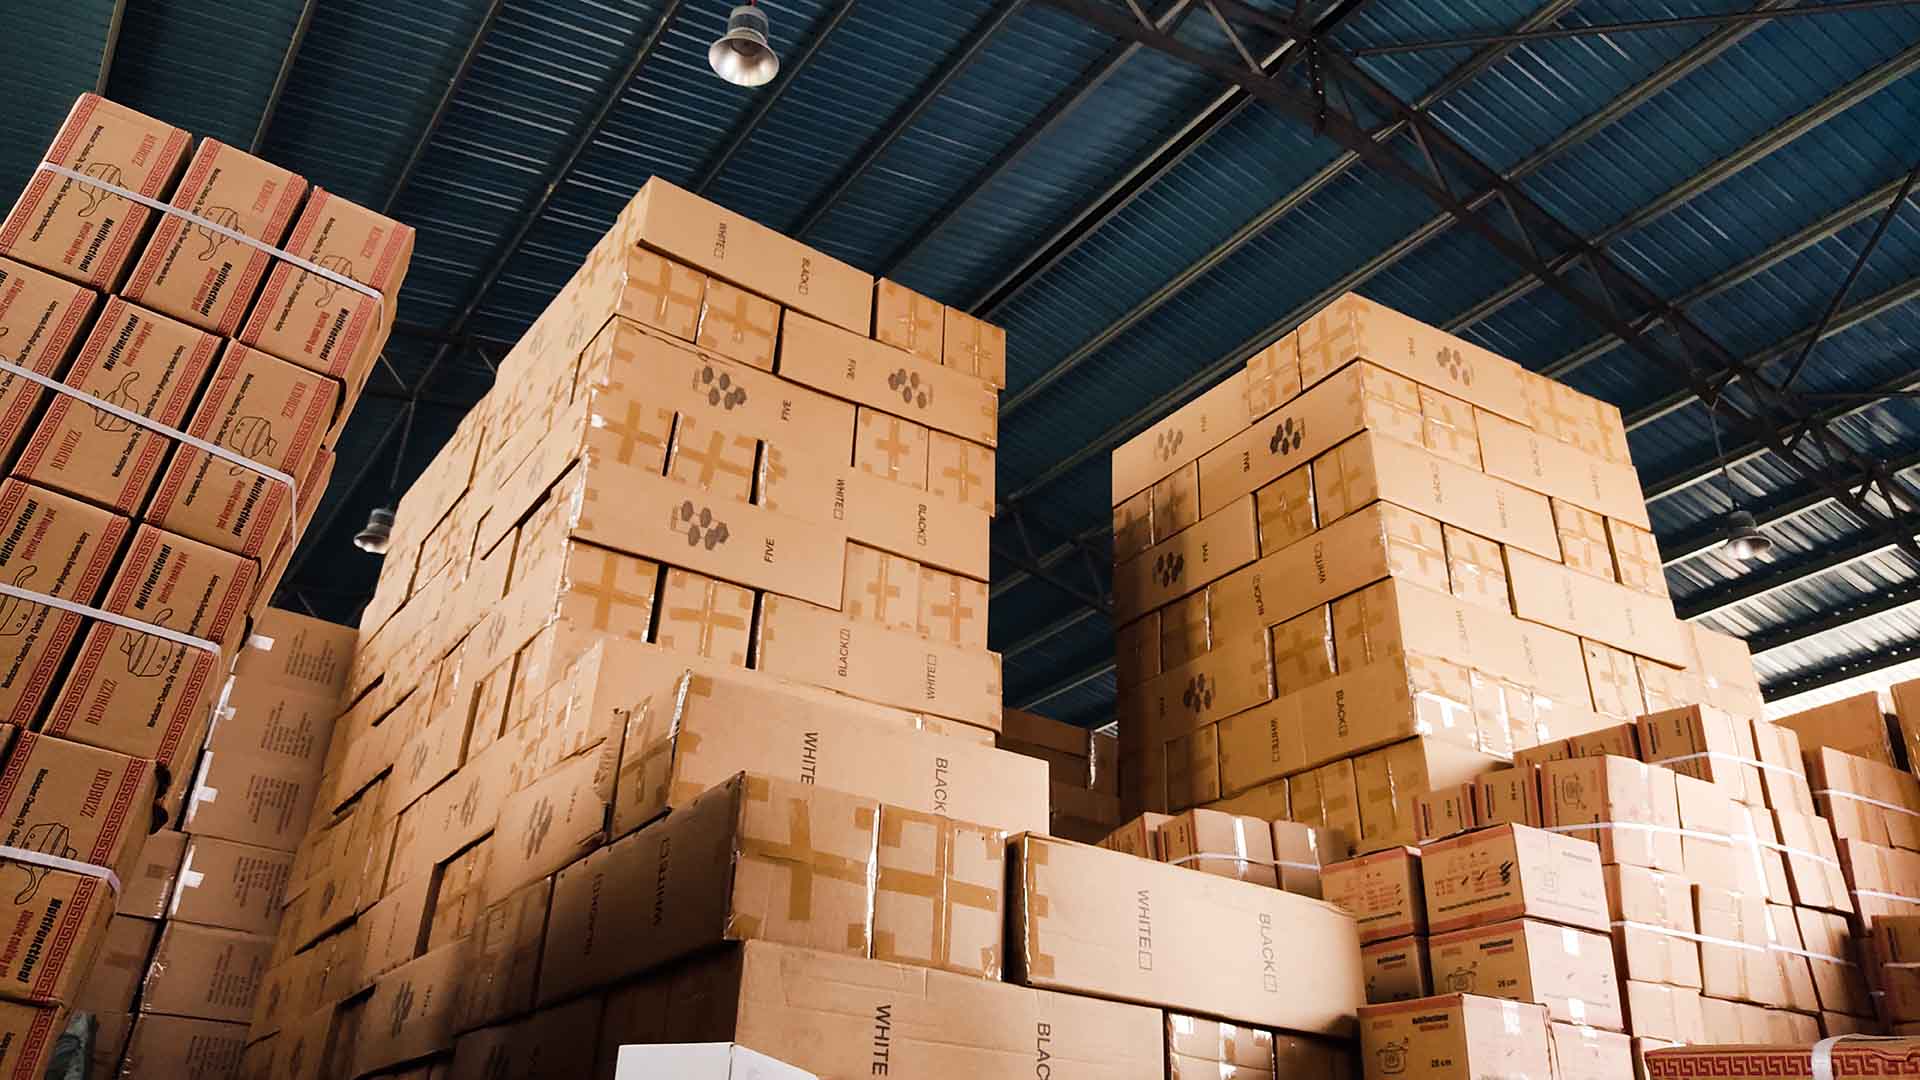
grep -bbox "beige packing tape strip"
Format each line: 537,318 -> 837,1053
0,844 -> 121,895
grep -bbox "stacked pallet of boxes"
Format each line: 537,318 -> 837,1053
72,607 -> 352,1076
0,93 -> 408,1078
997,706 -> 1121,842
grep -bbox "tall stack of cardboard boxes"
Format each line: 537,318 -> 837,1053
74,607 -> 352,1076
997,706 -> 1121,842
0,92 -> 409,1079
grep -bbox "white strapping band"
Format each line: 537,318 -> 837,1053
35,161 -> 384,318
1812,1035 -> 1915,1080
1766,941 -> 1852,965
1813,788 -> 1920,816
1546,821 -> 1732,843
0,845 -> 120,895
0,581 -> 219,656
1753,836 -> 1842,867
1851,888 -> 1920,905
1610,919 -> 1765,952
1166,853 -> 1321,873
1649,750 -> 1805,777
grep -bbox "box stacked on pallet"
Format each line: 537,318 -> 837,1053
997,706 -> 1120,841
0,92 -> 409,1079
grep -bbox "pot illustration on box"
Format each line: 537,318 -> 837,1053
0,565 -> 39,637
88,370 -> 141,433
75,162 -> 124,218
6,822 -> 77,903
887,367 -> 932,409
1374,1039 -> 1410,1076
1154,427 -> 1184,462
225,415 -> 278,475
194,207 -> 241,262
1440,961 -> 1478,993
672,501 -> 730,551
695,364 -> 747,410
311,255 -> 356,309
121,613 -> 182,678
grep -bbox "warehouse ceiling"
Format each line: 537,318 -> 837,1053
4,0 -> 1919,727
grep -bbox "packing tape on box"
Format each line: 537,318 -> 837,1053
1813,788 -> 1920,816
0,844 -> 120,894
34,161 -> 385,319
1610,919 -> 1766,953
1165,854 -> 1322,873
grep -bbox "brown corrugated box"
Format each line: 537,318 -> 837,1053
212,673 -> 335,773
0,478 -> 131,727
1354,737 -> 1502,853
1008,833 -> 1363,1033
1112,369 -> 1247,505
1693,883 -> 1787,1006
1113,494 -> 1257,622
0,257 -> 97,466
755,595 -> 1002,729
180,747 -> 319,852
169,835 -> 292,934
1244,332 -> 1301,421
1674,773 -> 1743,891
1476,409 -> 1652,528
928,429 -> 994,515
448,998 -> 600,1079
1778,692 -> 1892,765
943,306 -> 1007,388
354,940 -> 470,1077
1421,824 -> 1608,935
1506,548 -> 1691,667
485,745 -> 615,904
457,875 -> 551,1033
1640,704 -> 1765,806
1773,808 -> 1851,914
44,525 -> 256,771
1357,993 -> 1551,1080
1442,524 -> 1509,612
1413,784 -> 1476,843
873,806 -> 1005,980
1164,724 -> 1218,812
1476,767 -> 1543,829
1296,294 -> 1531,421
122,138 -> 307,334
73,914 -> 155,1014
1312,430 -> 1559,558
1254,460 -> 1314,554
145,342 -> 337,557
139,921 -> 273,1023
0,862 -> 112,1006
1167,1013 -> 1276,1072
1324,846 -> 1424,944
0,94 -> 191,289
0,729 -> 156,888
15,296 -> 220,513
698,277 -> 778,371
118,1014 -> 247,1080
874,278 -> 942,365
1427,917 -> 1623,1030
779,310 -> 995,446
1550,1023 -> 1633,1080
1099,812 -> 1172,861
1360,935 -> 1430,1003
1157,808 -> 1278,888
1137,629 -> 1272,740
1540,755 -> 1684,872
1798,906 -> 1873,1017
1605,864 -> 1702,988
121,828 -> 185,919
1150,461 -> 1200,541
1622,980 -> 1706,1043
1290,759 -> 1361,859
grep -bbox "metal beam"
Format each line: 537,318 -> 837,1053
1015,657 -> 1117,710
998,0 -> 1780,491
875,0 -> 1199,279
1660,448 -> 1920,567
990,523 -> 1108,599
995,0 -> 1559,418
1355,0 -> 1920,57
1676,525 -> 1920,622
383,0 -> 510,215
1780,159 -> 1920,388
251,0 -> 321,153
992,543 -> 1111,614
1446,34 -> 1920,335
1746,577 -> 1920,656
1544,175 -> 1915,379
1763,637 -> 1920,701
95,0 -> 126,95
792,1 -> 1029,238
1001,607 -> 1104,659
695,1 -> 860,195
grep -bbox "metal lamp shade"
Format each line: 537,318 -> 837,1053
710,5 -> 779,87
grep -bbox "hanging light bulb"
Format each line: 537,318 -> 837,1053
353,507 -> 394,555
710,4 -> 779,87
1722,510 -> 1773,561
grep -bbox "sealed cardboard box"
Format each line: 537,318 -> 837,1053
1150,461 -> 1200,540
1137,629 -> 1273,739
874,278 -> 942,364
1427,918 -> 1623,1029
1550,1023 -> 1633,1080
779,310 -> 995,446
1009,834 -> 1364,1034
1674,774 -> 1743,891
1477,410 -> 1652,528
149,343 -> 336,557
1773,808 -> 1851,914
1158,809 -> 1278,888
1164,724 -> 1220,811
1353,737 -> 1503,853
0,257 -> 97,464
44,526 -> 257,770
1641,704 -> 1765,806
0,479 -> 131,727
1605,864 -> 1702,988
1312,431 -> 1559,558
927,430 -> 993,515
180,748 -> 319,852
1112,370 -> 1247,504
1296,294 -> 1530,420
668,411 -> 758,503
1270,605 -> 1332,696
354,941 -> 470,1077
1808,746 -> 1920,849
1777,692 -> 1892,765
656,568 -> 754,666
943,306 -> 1007,388
1477,768 -> 1542,829
449,997 -> 602,1079
1356,993 -> 1551,1080
1113,490 -> 1151,568
0,94 -> 190,289
1099,812 -> 1172,861
1797,906 -> 1873,1017
1644,1040 -> 1920,1077
1323,847 -> 1424,943
842,543 -> 919,632
1506,548 -> 1691,667
1254,462 -> 1315,555
1360,936 -> 1430,1003
0,730 -> 156,887
1290,758 -> 1361,859
233,604 -> 357,695
123,139 -> 307,334
1414,784 -> 1477,843
1539,756 -> 1684,872
917,566 -> 988,648
1583,639 -> 1644,721
1751,720 -> 1815,814
1166,1013 -> 1274,1073
485,746 -> 615,902
1113,494 -> 1258,621
212,672 -> 336,772
1607,517 -> 1669,598
170,835 -> 294,935
459,876 -> 551,1032
1421,824 -> 1608,935
756,595 -> 1001,729
873,807 -> 1005,979
1270,819 -> 1326,897
121,828 -> 186,919
1622,980 -> 1706,1043
73,915 -> 155,1014
118,1014 -> 247,1080
1693,883 -> 1786,1006
0,863 -> 112,1006
139,922 -> 273,1023
16,296 -> 221,513
1160,590 -> 1209,671
1552,498 -> 1612,580
697,277 -> 778,371
1244,332 -> 1301,420
617,940 -> 1160,1078
1442,524 -> 1509,612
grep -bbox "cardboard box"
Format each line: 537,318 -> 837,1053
1693,883 -> 1786,1006
121,827 -> 186,919
138,921 -> 273,1023
0,94 -> 191,289
1296,294 -> 1530,420
1356,993 -> 1551,1080
1808,746 -> 1920,849
1552,498 -> 1612,581
231,605 -> 356,697
0,479 -> 131,727
1164,724 -> 1221,811
779,310 -> 995,446
0,729 -> 156,885
1254,461 -> 1315,555
943,306 -> 1007,387
485,746 -> 615,903
1777,693 -> 1892,765
1244,332 -> 1301,421
755,595 -> 1001,729
1157,809 -> 1278,888
0,257 -> 97,466
697,277 -> 778,371
16,296 -> 220,513
458,875 -> 551,1032
1159,589 -> 1209,671
1353,737 -> 1503,853
149,342 -> 338,555
1476,410 -> 1652,528
1150,462 -> 1201,541
1751,720 -> 1815,814
449,997 -> 602,1079
168,835 -> 292,935
925,430 -> 993,516
1413,784 -> 1477,843
1442,524 -> 1509,612
656,568 -> 754,666
1506,549 -> 1691,667
1166,1012 -> 1275,1073
1539,756 -> 1684,872
1551,1023 -> 1633,1080
917,566 -> 987,649
613,1043 -> 813,1080
1313,431 -> 1559,558
1798,906 -> 1873,1017
238,188 -> 413,389
1607,517 -> 1668,598
1268,819 -> 1326,897
1421,824 -> 1608,935
44,526 -> 256,770
1640,704 -> 1765,806
1008,833 -> 1363,1034
1323,847 -> 1424,943
1269,604 -> 1332,695
873,807 -> 1005,979
179,746 -> 320,854
1114,494 -> 1258,622
1427,918 -> 1623,1029
123,139 -> 306,334
874,278 -> 942,364
1099,812 -> 1172,861
0,860 -> 112,1006
1772,809 -> 1852,914
608,178 -> 870,334
1622,981 -> 1705,1044
1606,864 -> 1702,988
1419,385 -> 1481,469
1360,935 -> 1430,1003
1583,639 -> 1644,721
1674,774 -> 1742,891
1637,656 -> 1706,716
853,405 -> 933,490
1476,768 -> 1542,829
354,941 -> 470,1077
1644,1041 -> 1920,1079
118,1014 -> 247,1080
1112,369 -> 1248,504
1138,629 -> 1272,740
73,914 -> 154,1014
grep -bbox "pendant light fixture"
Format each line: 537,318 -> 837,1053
710,3 -> 780,87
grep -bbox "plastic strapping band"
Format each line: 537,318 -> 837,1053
1546,822 -> 1732,844
1852,888 -> 1920,904
0,845 -> 120,895
0,582 -> 218,656
1813,1035 -> 1913,1080
1649,750 -> 1804,777
34,161 -> 385,317
1165,854 -> 1321,873
1813,789 -> 1920,816
1754,837 -> 1842,867
1765,941 -> 1851,966
1610,919 -> 1765,952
